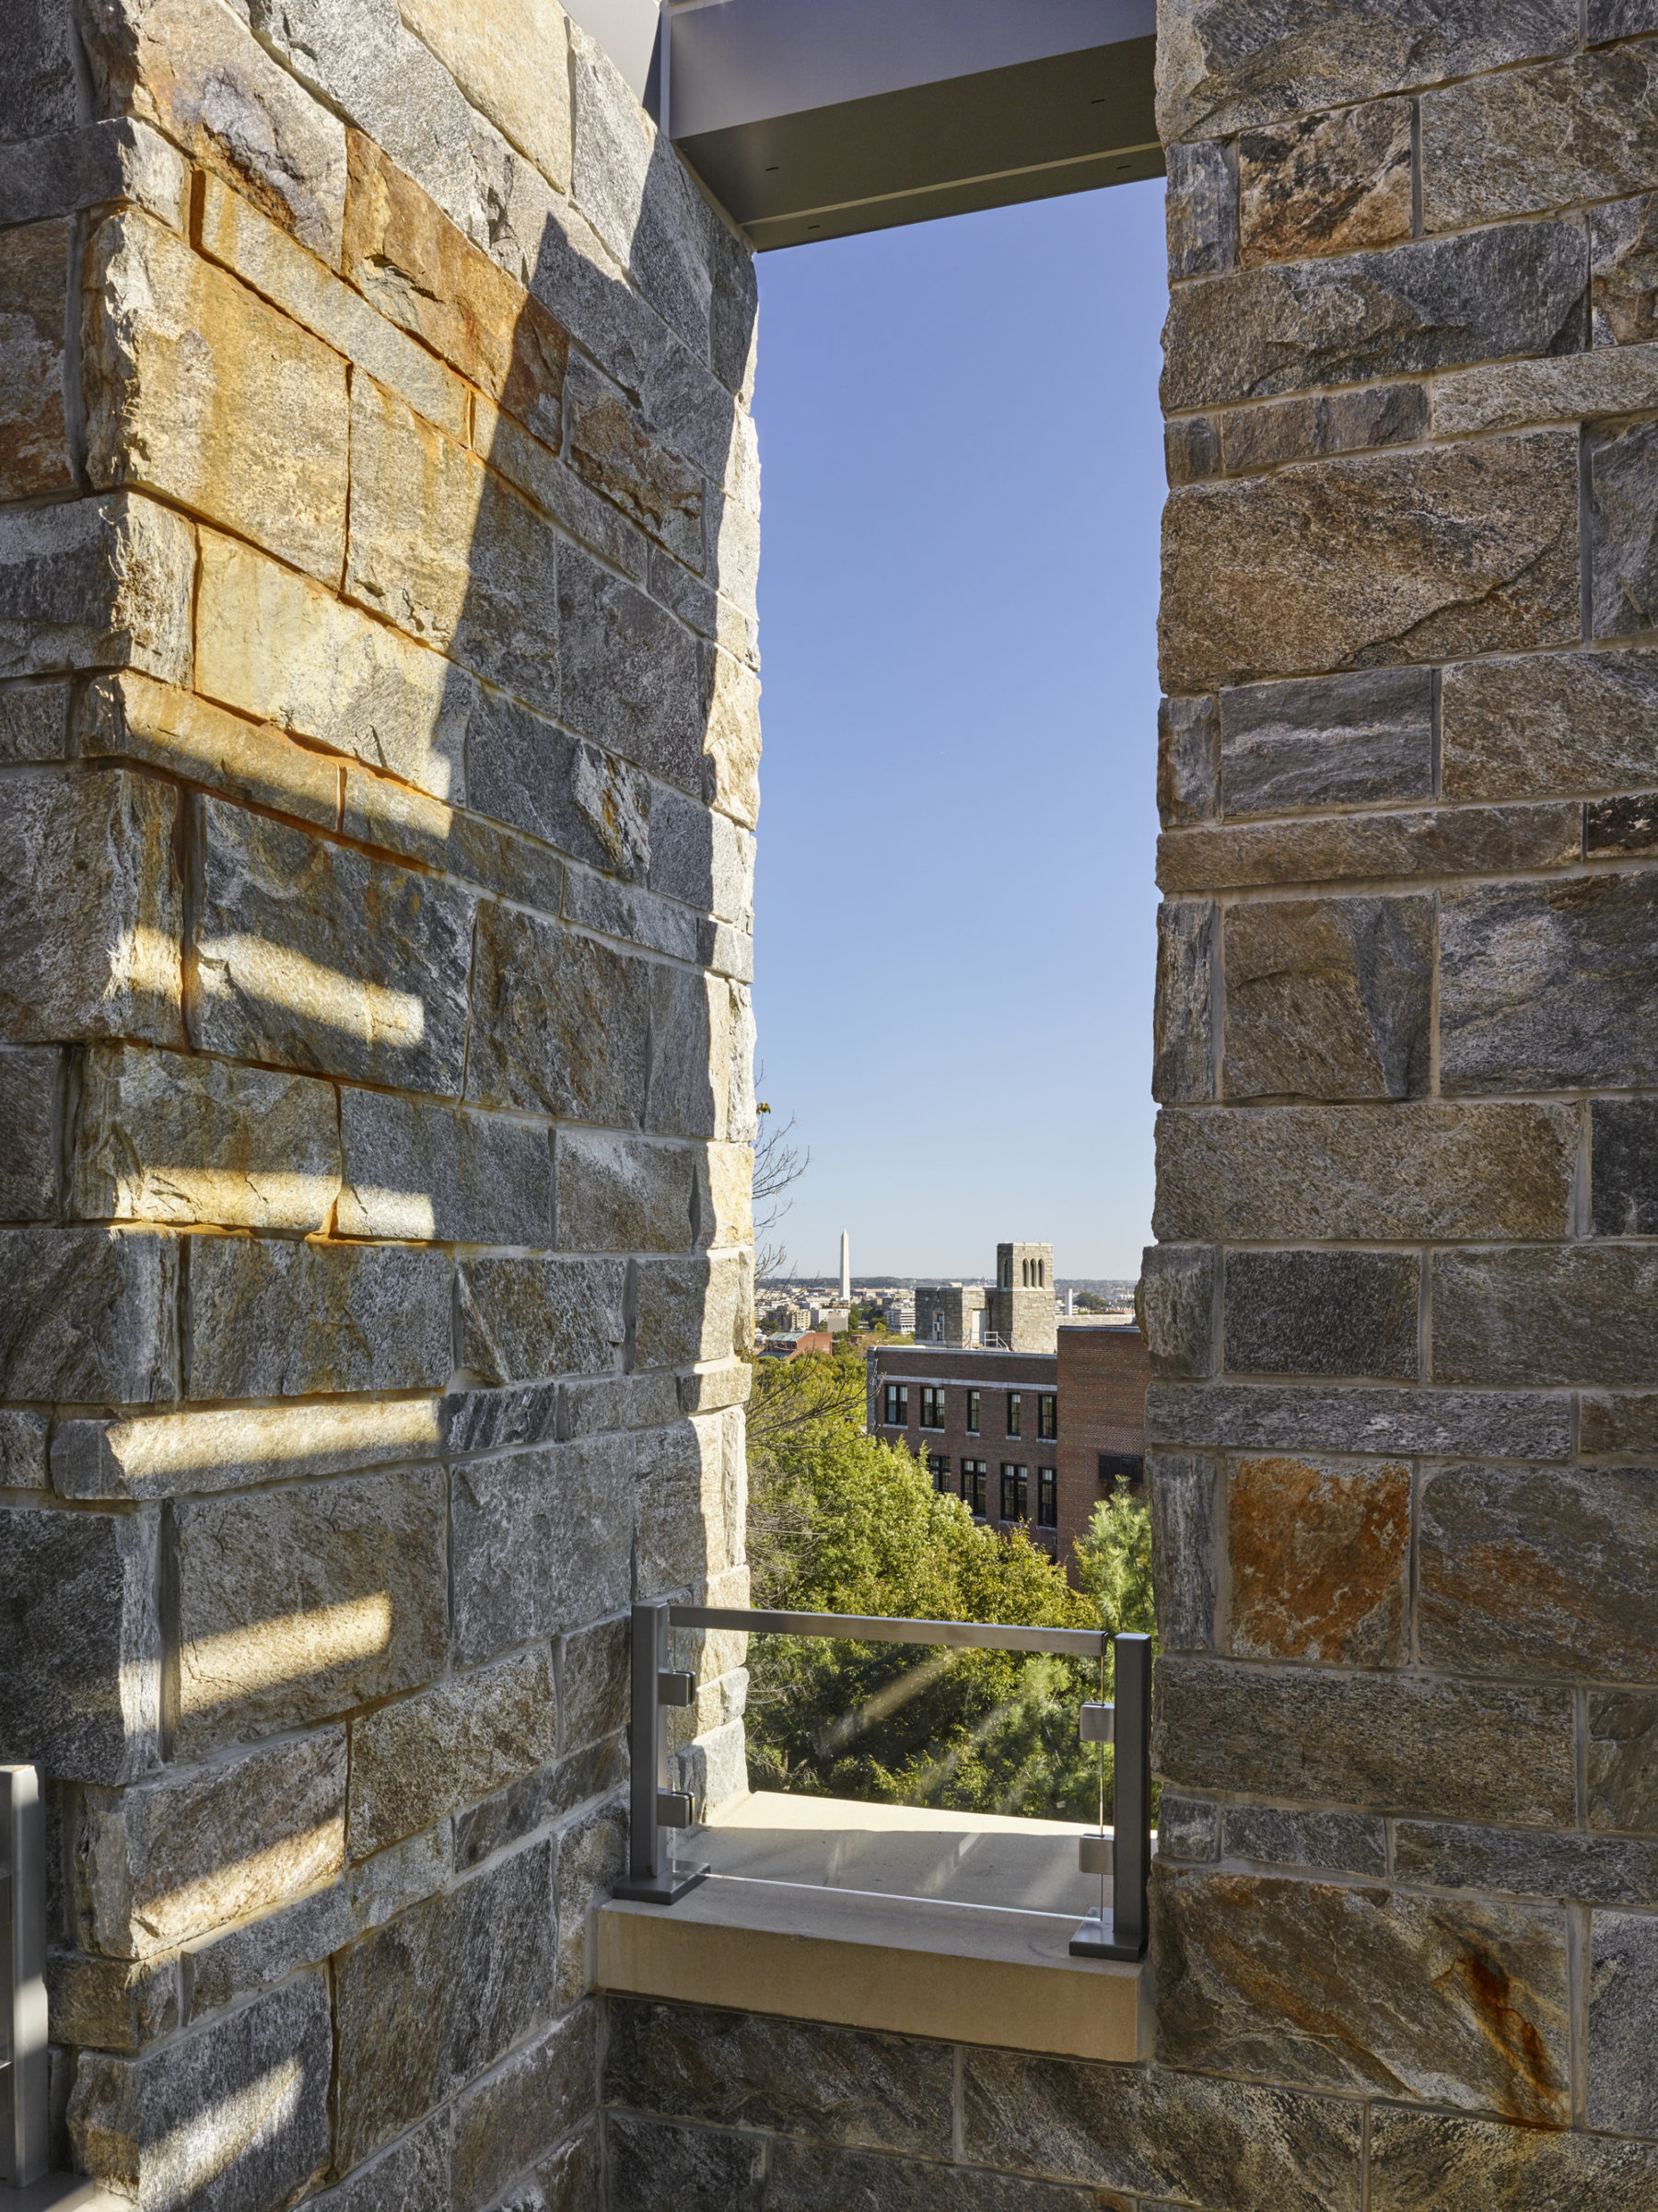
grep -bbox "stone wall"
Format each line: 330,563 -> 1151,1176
0,0 -> 757,2203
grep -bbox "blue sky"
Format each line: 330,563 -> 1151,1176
747,177 -> 1168,1283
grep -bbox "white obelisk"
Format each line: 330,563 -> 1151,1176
839,1230 -> 851,1303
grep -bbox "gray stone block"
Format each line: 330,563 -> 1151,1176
1593,415 -> 1658,638
645,965 -> 741,1141
46,1949 -> 180,2054
1166,138 -> 1236,278
1153,1865 -> 1569,2118
632,1252 -> 749,1370
1592,192 -> 1658,347
1,1502 -> 161,1784
606,2114 -> 763,2212
563,867 -> 698,962
1394,1822 -> 1658,1907
1152,898 -> 1214,1103
451,2010 -> 595,2212
1592,1693 -> 1658,1834
442,1381 -> 563,1458
339,1090 -> 552,1246
1422,46 -> 1658,232
1156,1102 -> 1576,1244
1156,694 -> 1220,828
538,2118 -> 600,2212
466,687 -> 649,877
1164,413 -> 1220,485
0,117 -> 187,228
457,1254 -> 626,1383
648,783 -> 752,921
1153,1657 -> 1575,1827
1148,1452 -> 1216,1653
186,1235 -> 454,1400
1239,100 -> 1412,268
308,2116 -> 451,2212
560,1613 -> 629,1752
1147,1381 -> 1574,1461
190,796 -> 474,1096
566,354 -> 705,572
451,1439 -> 634,1665
1590,1910 -> 1658,2135
1223,1250 -> 1419,1380
0,1224 -> 178,1403
552,1795 -> 626,2006
557,544 -> 704,795
767,2144 -> 1107,2212
3,0 -> 80,141
1223,894 -> 1431,1103
1586,791 -> 1658,860
1583,1393 -> 1658,1456
635,1415 -> 739,1596
563,1370 -> 682,1437
1158,1794 -> 1220,1863
0,677 -> 69,761
341,775 -> 563,916
0,1409 -> 50,1487
1137,1244 -> 1217,1379
1222,1807 -> 1386,1877
53,1396 -> 448,1501
466,902 -> 650,1123
1159,800 -> 1582,895
1162,223 -> 1585,413
0,1049 -> 57,1217
333,1842 -> 555,2170
0,216 -> 72,504
172,1466 -> 449,1753
1369,2105 -> 1658,2212
555,1128 -> 698,1252
1220,669 -> 1431,817
453,1739 -> 624,1875
187,1882 -> 355,2018
69,1970 -> 332,2212
0,492 -> 193,683
1220,381 -> 1430,482
1442,647 -> 1658,800
1431,1245 -> 1658,1387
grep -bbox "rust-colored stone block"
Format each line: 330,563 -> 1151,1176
1239,101 -> 1412,266
1229,1456 -> 1409,1667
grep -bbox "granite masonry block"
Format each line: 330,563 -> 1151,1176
1147,1381 -> 1576,1462
1222,1807 -> 1387,1877
560,1614 -> 631,1752
960,2043 -> 1362,2212
338,1090 -> 554,1247
450,1438 -> 635,1664
1441,649 -> 1658,800
1153,1658 -> 1576,1826
454,1739 -> 625,1877
1223,1250 -> 1419,1380
1166,139 -> 1236,278
0,115 -> 186,230
1589,1910 -> 1658,2135
1369,2105 -> 1658,2212
0,493 -> 194,686
557,544 -> 704,796
1592,1692 -> 1658,1833
1229,1455 -> 1409,1667
1,768 -> 182,1047
0,1411 -> 50,1490
1152,1866 -> 1570,2120
186,1881 -> 355,2018
1593,193 -> 1658,347
467,902 -> 650,1124
1430,344 -> 1658,437
1148,1453 -> 1217,1652
171,1466 -> 449,1752
1157,693 -> 1220,827
1238,100 -> 1412,266
1218,380 -> 1430,475
635,1415 -> 741,1594
1219,669 -> 1431,817
186,1235 -> 454,1400
632,1252 -> 750,1370
0,1049 -> 58,1218
563,868 -> 699,963
1155,1102 -> 1577,1244
1431,1245 -> 1658,1387
1582,1394 -> 1658,1456
648,785 -> 753,921
1137,1244 -> 1217,1378
1162,223 -> 1586,413
188,796 -> 474,1097
1395,1822 -> 1658,1908
1421,47 -> 1658,233
341,773 -> 564,917
1443,872 -> 1658,1093
457,1254 -> 626,1383
0,677 -> 69,762
566,354 -> 705,571
5,0 -> 81,140
561,1372 -> 683,1438
0,217 -> 73,502
1221,894 -> 1432,1101
46,1950 -> 180,2055
464,689 -> 651,879
1592,416 -> 1658,638
1419,1462 -> 1658,1681
1159,1794 -> 1220,1863
1165,413 -> 1221,484
450,2009 -> 595,2212
1159,801 -> 1582,896
1587,791 -> 1658,860
555,1129 -> 699,1252
306,2120 -> 451,2212
396,0 -> 573,201
0,1226 -> 179,1404
646,966 -> 751,1143
71,1044 -> 342,1233
2,1503 -> 161,1785
766,2143 -> 1111,2212
54,1397 -> 448,1501
69,1970 -> 332,2212
1152,898 -> 1215,1103
606,2115 -> 764,2212
77,666 -> 335,830
333,1842 -> 555,2170
1161,430 -> 1581,692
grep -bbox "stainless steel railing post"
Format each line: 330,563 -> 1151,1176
2,1765 -> 49,2190
614,1602 -> 707,1905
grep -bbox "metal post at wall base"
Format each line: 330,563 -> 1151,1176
613,1602 -> 710,1905
1068,1635 -> 1151,1962
2,1766 -> 49,2194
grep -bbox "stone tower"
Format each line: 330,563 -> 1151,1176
987,1240 -> 1057,1353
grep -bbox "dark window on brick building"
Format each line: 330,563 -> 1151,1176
962,1459 -> 987,1517
965,1390 -> 980,1434
1037,1468 -> 1057,1527
919,1386 -> 945,1429
928,1454 -> 951,1491
1098,1451 -> 1144,1495
1006,1391 -> 1022,1438
1001,1464 -> 1028,1521
883,1383 -> 908,1426
1038,1391 -> 1057,1440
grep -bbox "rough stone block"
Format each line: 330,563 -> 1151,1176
1152,898 -> 1214,1104
342,772 -> 564,916
0,115 -> 186,229
78,669 -> 340,827
961,2042 -> 1362,2212
1222,894 -> 1431,1102
0,1409 -> 50,1488
1219,669 -> 1431,817
194,531 -> 471,802
452,1738 -> 625,1873
398,0 -> 572,197
645,967 -> 741,1142
1159,801 -> 1582,896
1593,192 -> 1658,347
69,1971 -> 332,2212
1222,1807 -> 1387,1877
1583,1394 -> 1658,1457
348,1646 -> 559,1859
457,1254 -> 625,1383
1144,1453 -> 1216,1658
54,1396 -> 447,1501
1587,790 -> 1658,860
1369,2105 -> 1658,2212
466,902 -> 649,1123
553,1796 -> 626,2007
0,677 -> 69,763
1154,1657 -> 1575,1826
1422,48 -> 1658,232
1220,381 -> 1430,477
1393,1822 -> 1658,1908
1442,648 -> 1658,800
0,490 -> 193,688
4,0 -> 80,140
1431,343 -> 1658,437
344,1824 -> 453,1935
635,1415 -> 740,1594
77,1731 -> 345,1956
560,1613 -> 629,1752
186,1234 -> 454,1399
338,1090 -> 553,1246
450,2010 -> 594,2212
558,1371 -> 681,1439
1224,1250 -> 1419,1380
0,1048 -> 57,1218
566,355 -> 704,571
557,544 -> 704,795
1165,413 -> 1221,485
476,390 -> 653,589
333,1843 -> 554,2169
1590,1911 -> 1658,2135
47,1950 -> 180,2055
85,208 -> 347,586
1592,1693 -> 1658,1834
607,2114 -> 764,2212
1155,1102 -> 1577,1244
451,1439 -> 634,1664
1593,415 -> 1658,638
71,1044 -> 341,1231
172,1466 -> 449,1752
1162,224 -> 1585,413
771,2142 -> 1115,2212
188,793 -> 473,1096
1156,694 -> 1220,828
1239,100 -> 1411,266
1148,1381 -> 1573,1461
554,1128 -> 698,1253
1229,1455 -> 1409,1667
0,217 -> 72,500
1153,1866 -> 1569,2120
702,644 -> 762,832
1165,139 -> 1236,278
466,688 -> 649,877
1137,1244 -> 1217,1379
1161,431 -> 1581,692
80,0 -> 347,261
1,1503 -> 161,1785
442,1381 -> 562,1459
305,2114 -> 451,2212
0,1225 -> 178,1404
1431,1245 -> 1658,1387
632,1252 -> 749,1371
1419,1463 -> 1658,1682
1158,1795 -> 1220,1863
186,1881 -> 354,2018
563,868 -> 698,963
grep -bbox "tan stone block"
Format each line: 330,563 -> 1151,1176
77,670 -> 340,827
195,530 -> 469,801
636,1412 -> 739,1594
46,1950 -> 180,2054
1432,345 -> 1658,440
172,1466 -> 449,1752
702,1142 -> 753,1250
85,208 -> 348,585
348,1646 -> 560,1859
0,217 -> 73,498
78,0 -> 347,263
76,1731 -> 346,1956
194,173 -> 468,441
341,767 -> 563,914
70,1042 -> 341,1230
705,646 -> 761,831
53,1397 -> 447,1500
1229,1456 -> 1410,1668
398,0 -> 572,196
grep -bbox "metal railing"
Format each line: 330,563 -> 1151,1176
614,1604 -> 1150,1962
2,1766 -> 48,2192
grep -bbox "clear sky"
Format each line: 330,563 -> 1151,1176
746,176 -> 1169,1283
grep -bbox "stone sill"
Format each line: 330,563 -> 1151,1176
597,1793 -> 1148,2063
